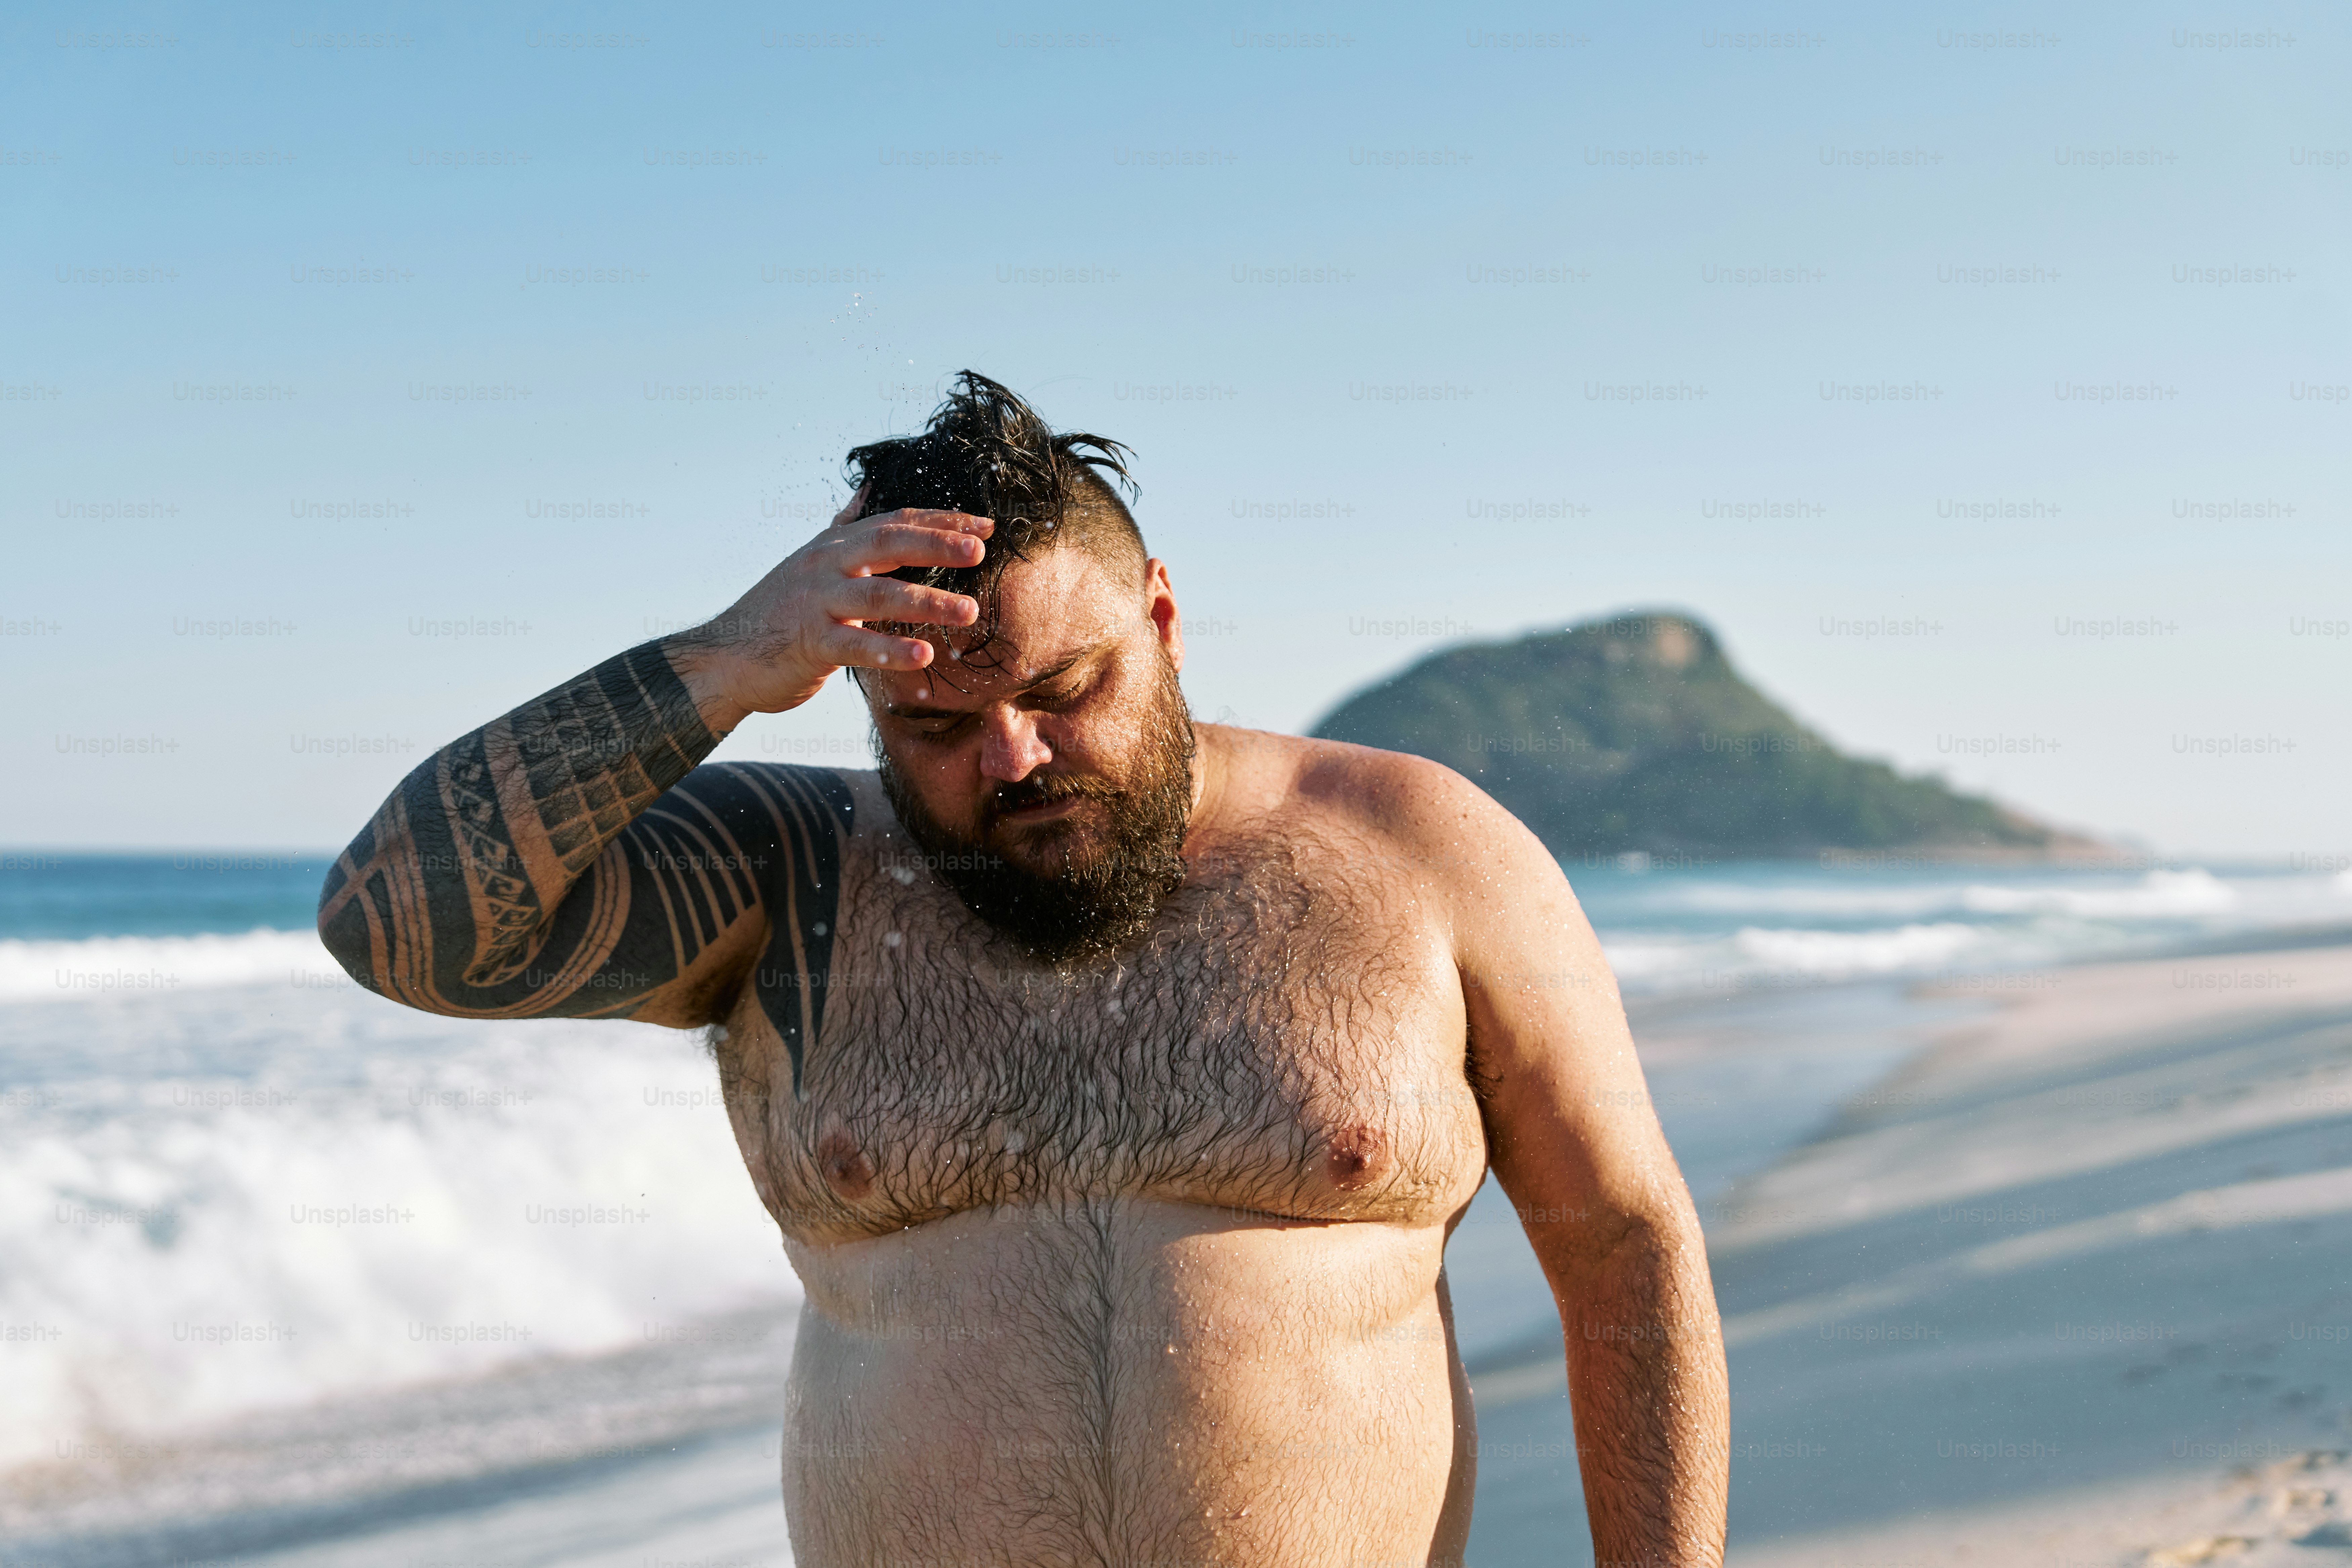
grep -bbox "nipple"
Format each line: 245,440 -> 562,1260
1326,1125 -> 1389,1190
818,1131 -> 877,1201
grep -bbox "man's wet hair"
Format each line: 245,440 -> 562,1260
845,371 -> 1143,662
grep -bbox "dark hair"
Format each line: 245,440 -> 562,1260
845,372 -> 1143,658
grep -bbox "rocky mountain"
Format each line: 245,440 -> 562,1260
1309,610 -> 2092,859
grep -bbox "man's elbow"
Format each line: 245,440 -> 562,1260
1546,1189 -> 1709,1295
315,866 -> 387,995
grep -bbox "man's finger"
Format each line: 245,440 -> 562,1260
840,521 -> 989,576
829,576 -> 977,627
819,621 -> 934,671
857,506 -> 993,537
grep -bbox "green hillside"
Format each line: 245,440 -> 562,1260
1309,610 -> 2072,859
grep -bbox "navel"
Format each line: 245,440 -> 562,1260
818,1130 -> 877,1201
1325,1124 -> 1389,1190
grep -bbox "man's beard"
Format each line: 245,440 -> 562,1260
877,653 -> 1196,967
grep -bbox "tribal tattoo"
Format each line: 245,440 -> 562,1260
318,639 -> 851,1079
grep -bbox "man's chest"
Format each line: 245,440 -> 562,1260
720,834 -> 1489,1241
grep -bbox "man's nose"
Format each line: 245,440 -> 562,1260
977,706 -> 1053,783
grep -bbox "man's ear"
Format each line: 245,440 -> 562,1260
1143,557 -> 1183,674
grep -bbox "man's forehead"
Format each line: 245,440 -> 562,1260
875,548 -> 1133,705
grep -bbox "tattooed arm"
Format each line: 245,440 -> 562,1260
316,498 -> 997,1034
313,640 -> 847,1027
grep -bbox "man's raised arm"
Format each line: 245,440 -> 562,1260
315,499 -> 994,1029
1378,756 -> 1730,1565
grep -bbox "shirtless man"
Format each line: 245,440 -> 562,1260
318,373 -> 1728,1567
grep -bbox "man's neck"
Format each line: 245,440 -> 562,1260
1184,723 -> 1237,850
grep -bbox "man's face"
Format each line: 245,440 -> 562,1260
862,546 -> 1197,964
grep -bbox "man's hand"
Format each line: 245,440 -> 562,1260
672,487 -> 995,731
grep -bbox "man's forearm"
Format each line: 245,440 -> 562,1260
1561,1216 -> 1730,1568
318,637 -> 721,1000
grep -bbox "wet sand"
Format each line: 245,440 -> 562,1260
1714,942 -> 2352,1566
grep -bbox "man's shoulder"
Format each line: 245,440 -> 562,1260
1208,726 -> 1530,878
665,759 -> 866,843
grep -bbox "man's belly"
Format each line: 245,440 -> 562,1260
780,1195 -> 1476,1568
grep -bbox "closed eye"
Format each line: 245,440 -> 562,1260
1020,679 -> 1086,713
901,712 -> 973,740
883,646 -> 1107,734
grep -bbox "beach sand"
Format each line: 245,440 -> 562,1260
1713,941 -> 2352,1567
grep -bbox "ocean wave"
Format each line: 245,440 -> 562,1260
0,927 -> 333,1000
1646,882 -> 1966,919
1633,867 -> 2250,923
1598,922 -> 1985,992
1601,916 -> 2139,997
0,989 -> 795,1472
1592,938 -> 1714,985
1588,865 -> 2352,997
1732,921 -> 1984,976
1957,867 -> 2238,918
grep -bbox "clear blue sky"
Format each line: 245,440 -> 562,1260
6,0 -> 2347,856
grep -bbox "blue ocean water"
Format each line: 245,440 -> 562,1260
0,852 -> 330,942
3,849 -> 2348,1563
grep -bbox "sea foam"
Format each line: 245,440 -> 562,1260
0,927 -> 331,999
0,954 -> 795,1473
